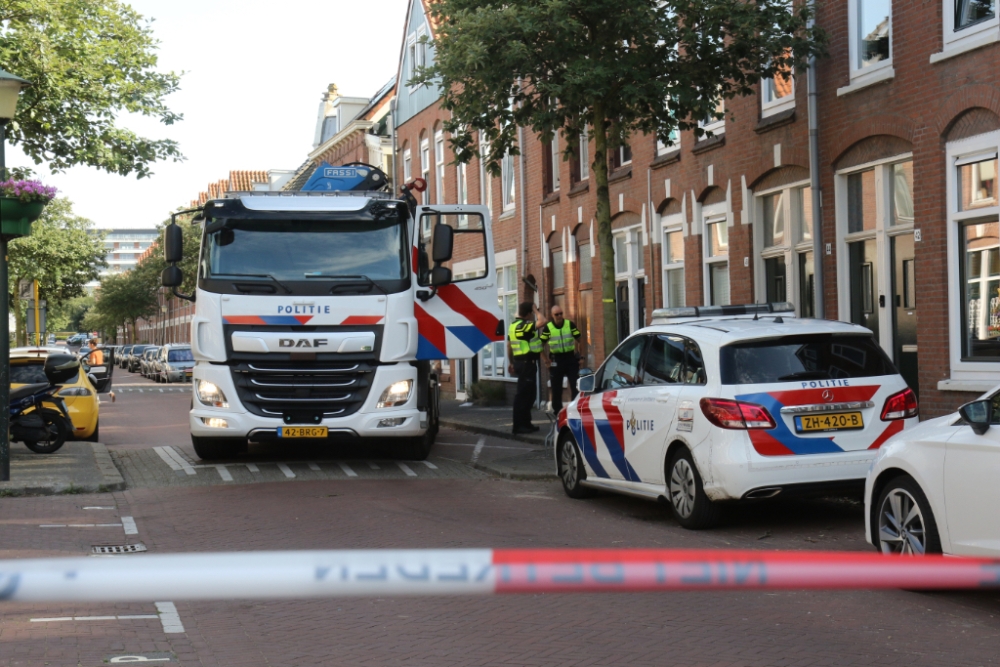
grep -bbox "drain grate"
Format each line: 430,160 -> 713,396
92,543 -> 147,555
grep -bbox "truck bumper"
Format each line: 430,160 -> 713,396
189,362 -> 427,440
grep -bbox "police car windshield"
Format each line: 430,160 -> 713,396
719,334 -> 897,385
206,218 -> 408,283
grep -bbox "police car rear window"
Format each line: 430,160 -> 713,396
719,334 -> 896,385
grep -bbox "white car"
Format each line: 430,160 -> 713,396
865,387 -> 1000,556
555,304 -> 918,529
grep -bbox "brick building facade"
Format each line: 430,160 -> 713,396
392,0 -> 1000,417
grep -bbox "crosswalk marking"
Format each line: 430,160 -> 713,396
277,463 -> 295,478
396,462 -> 417,477
307,462 -> 321,471
337,462 -> 357,477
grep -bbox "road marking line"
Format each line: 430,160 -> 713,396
277,463 -> 295,478
121,517 -> 138,535
337,462 -> 357,477
471,436 -> 485,464
159,389 -> 163,393
40,524 -> 122,529
83,507 -> 115,510
422,461 -> 438,469
246,463 -> 259,473
155,601 -> 185,634
396,462 -> 417,477
214,465 -> 233,482
154,446 -> 196,476
30,615 -> 159,622
307,462 -> 321,471
154,447 -> 182,472
367,461 -> 380,469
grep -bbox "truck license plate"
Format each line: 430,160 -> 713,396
278,426 -> 328,438
794,412 -> 864,433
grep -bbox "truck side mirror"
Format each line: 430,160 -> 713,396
432,223 -> 454,263
164,223 -> 184,263
430,266 -> 452,287
162,265 -> 183,288
959,399 -> 992,436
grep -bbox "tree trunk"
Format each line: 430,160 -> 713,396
592,103 -> 618,358
130,318 -> 138,343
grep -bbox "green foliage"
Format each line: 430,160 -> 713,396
7,196 -> 106,344
47,294 -> 95,332
466,380 -> 508,405
416,0 -> 826,355
0,0 -> 184,178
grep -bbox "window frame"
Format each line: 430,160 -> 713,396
661,217 -> 685,308
947,130 -> 1000,383
479,135 -> 493,216
501,150 -> 516,211
942,0 -> 999,51
847,0 -> 893,85
761,63 -> 795,117
753,181 -> 814,314
434,129 -> 446,205
702,202 -> 730,307
698,98 -> 725,137
419,136 -> 431,223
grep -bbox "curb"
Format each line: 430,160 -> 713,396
439,418 -> 550,447
470,460 -> 557,481
0,443 -> 126,497
90,442 -> 127,492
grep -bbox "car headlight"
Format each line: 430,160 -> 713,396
195,379 -> 229,408
58,387 -> 92,397
377,380 -> 413,408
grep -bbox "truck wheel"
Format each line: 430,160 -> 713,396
191,435 -> 245,461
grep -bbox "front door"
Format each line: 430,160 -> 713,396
616,281 -> 630,343
848,238 -> 879,340
892,234 -> 919,393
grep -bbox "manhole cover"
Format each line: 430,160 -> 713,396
92,543 -> 147,555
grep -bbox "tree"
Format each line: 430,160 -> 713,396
87,268 -> 158,342
7,197 -> 106,344
47,294 -> 95,333
416,0 -> 826,355
0,0 -> 183,178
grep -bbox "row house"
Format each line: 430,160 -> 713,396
392,0 -> 999,418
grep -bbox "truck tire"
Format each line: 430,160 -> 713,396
191,435 -> 245,461
400,393 -> 439,460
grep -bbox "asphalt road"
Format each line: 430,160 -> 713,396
1,371 -> 999,666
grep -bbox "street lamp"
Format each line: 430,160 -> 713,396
0,67 -> 32,481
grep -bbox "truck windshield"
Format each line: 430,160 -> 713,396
205,219 -> 408,283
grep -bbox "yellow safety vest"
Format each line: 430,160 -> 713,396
509,319 -> 543,356
542,320 -> 579,355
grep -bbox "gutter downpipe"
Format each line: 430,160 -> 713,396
806,0 -> 825,319
647,167 -> 656,314
518,125 -> 529,284
390,97 -> 399,190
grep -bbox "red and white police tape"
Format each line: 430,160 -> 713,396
1,549 -> 999,602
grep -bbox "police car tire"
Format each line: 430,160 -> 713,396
558,434 -> 596,499
667,448 -> 721,530
191,435 -> 244,461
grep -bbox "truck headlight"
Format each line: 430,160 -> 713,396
377,380 -> 413,408
195,379 -> 229,408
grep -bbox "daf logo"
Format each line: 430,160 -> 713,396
821,389 -> 835,402
279,338 -> 329,348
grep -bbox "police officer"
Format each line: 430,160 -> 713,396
539,305 -> 582,415
507,302 -> 545,434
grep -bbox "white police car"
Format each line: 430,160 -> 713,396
554,304 -> 918,529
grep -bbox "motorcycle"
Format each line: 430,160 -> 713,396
9,354 -> 79,454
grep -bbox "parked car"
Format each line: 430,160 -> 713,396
66,333 -> 87,346
555,304 -> 918,529
118,345 -> 134,368
139,347 -> 161,377
154,345 -> 194,383
9,347 -> 107,441
127,344 -> 154,373
865,386 -> 1000,557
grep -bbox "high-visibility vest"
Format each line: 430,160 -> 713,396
542,319 -> 580,354
509,319 -> 542,356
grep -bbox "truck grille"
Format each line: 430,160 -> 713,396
230,360 -> 375,420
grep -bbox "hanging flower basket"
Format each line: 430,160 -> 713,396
0,179 -> 57,238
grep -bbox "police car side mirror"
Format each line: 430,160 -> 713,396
959,399 -> 992,436
578,374 -> 595,394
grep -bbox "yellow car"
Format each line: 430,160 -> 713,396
10,347 -> 100,441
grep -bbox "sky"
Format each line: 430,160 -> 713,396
6,0 -> 410,229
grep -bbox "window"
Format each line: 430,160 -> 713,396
761,49 -> 795,116
757,183 -> 815,315
402,148 -> 412,182
578,132 -> 590,181
656,98 -> 680,155
705,217 -> 729,306
544,136 -> 561,193
643,335 -> 686,384
942,0 -> 998,54
457,161 -> 468,228
501,150 -> 516,210
434,129 -> 445,205
597,336 -> 646,391
847,169 -> 877,233
578,289 -> 594,369
719,334 -> 896,384
479,136 -> 492,215
578,242 -> 592,283
481,264 -> 518,379
552,249 -> 565,289
850,0 -> 891,79
960,221 -> 1000,360
762,192 -> 785,248
610,143 -> 632,170
406,29 -> 427,89
663,229 -> 685,308
699,98 -> 725,136
420,137 -> 431,209
959,155 -> 998,211
956,0 -> 997,29
614,234 -> 629,274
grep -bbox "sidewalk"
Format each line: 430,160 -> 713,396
439,400 -> 557,480
0,442 -> 125,496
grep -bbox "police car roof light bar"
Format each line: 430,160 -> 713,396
651,302 -> 795,321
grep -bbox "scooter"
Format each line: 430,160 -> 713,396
9,354 -> 79,454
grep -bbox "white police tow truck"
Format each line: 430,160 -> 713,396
161,164 -> 503,460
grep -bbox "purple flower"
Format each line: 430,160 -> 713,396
0,179 -> 57,203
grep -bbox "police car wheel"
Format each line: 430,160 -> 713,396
667,448 -> 721,529
557,434 -> 595,499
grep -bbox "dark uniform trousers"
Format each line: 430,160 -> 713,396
549,352 -> 579,415
512,356 -> 538,430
